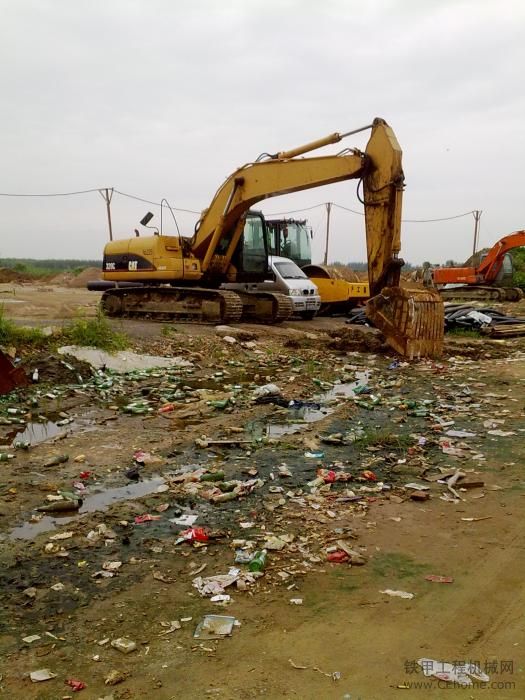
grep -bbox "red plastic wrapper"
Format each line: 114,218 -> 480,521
323,470 -> 337,483
361,470 -> 378,481
425,574 -> 454,584
134,514 -> 161,524
327,550 -> 349,563
79,471 -> 92,480
65,679 -> 86,691
180,527 -> 209,543
158,403 -> 175,413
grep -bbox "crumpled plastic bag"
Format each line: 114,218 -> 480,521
417,658 -> 489,686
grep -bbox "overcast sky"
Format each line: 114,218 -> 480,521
1,0 -> 524,265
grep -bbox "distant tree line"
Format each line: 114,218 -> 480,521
331,260 -> 417,271
0,258 -> 101,272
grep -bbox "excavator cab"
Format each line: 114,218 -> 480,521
230,212 -> 271,282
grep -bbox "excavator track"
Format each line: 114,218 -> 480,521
235,291 -> 294,324
439,285 -> 522,302
101,287 -> 243,324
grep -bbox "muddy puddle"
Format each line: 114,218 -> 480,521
252,371 -> 370,437
6,414 -> 98,446
8,476 -> 166,540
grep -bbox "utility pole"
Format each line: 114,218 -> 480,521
99,188 -> 114,241
472,209 -> 482,256
323,202 -> 332,265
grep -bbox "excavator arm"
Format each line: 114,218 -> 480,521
477,230 -> 525,281
192,118 -> 404,295
191,118 -> 443,358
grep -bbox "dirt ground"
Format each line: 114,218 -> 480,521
0,285 -> 524,699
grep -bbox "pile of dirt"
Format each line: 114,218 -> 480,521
24,353 -> 94,385
67,267 -> 103,288
326,326 -> 388,353
49,267 -> 102,288
0,268 -> 29,283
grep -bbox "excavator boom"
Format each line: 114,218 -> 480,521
192,118 -> 405,296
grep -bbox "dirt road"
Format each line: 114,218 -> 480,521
0,285 -> 524,699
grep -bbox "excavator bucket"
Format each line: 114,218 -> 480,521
0,349 -> 29,395
366,287 -> 444,359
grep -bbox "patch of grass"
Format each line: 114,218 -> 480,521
372,552 -> 427,579
0,306 -> 47,346
62,311 -> 129,352
357,427 -> 412,450
161,324 -> 177,337
446,328 -> 482,338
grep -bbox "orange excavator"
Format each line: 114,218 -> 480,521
432,230 -> 525,301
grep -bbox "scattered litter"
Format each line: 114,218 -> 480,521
153,571 -> 175,583
158,620 -> 181,635
104,669 -> 127,686
288,658 -> 341,681
210,594 -> 231,604
22,635 -> 41,643
381,589 -> 415,599
425,575 -> 454,584
58,345 -> 192,371
170,514 -> 198,527
30,669 -> 57,682
445,429 -> 476,438
110,637 -> 137,654
461,516 -> 493,522
176,527 -> 210,544
48,531 -> 74,541
65,678 -> 86,691
264,536 -> 288,551
417,658 -> 489,686
194,615 -> 237,640
252,383 -> 281,400
134,514 -> 161,524
290,598 -> 303,605
404,483 -> 430,491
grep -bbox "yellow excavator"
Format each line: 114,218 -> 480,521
100,118 -> 443,358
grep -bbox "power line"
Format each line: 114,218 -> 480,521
0,186 -> 477,222
265,203 -> 328,216
0,187 -> 103,197
268,201 -> 477,223
113,190 -> 200,214
0,186 -> 201,214
402,210 -> 475,223
332,203 -> 365,216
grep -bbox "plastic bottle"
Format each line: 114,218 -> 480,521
0,453 -> 15,461
248,549 -> 268,572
